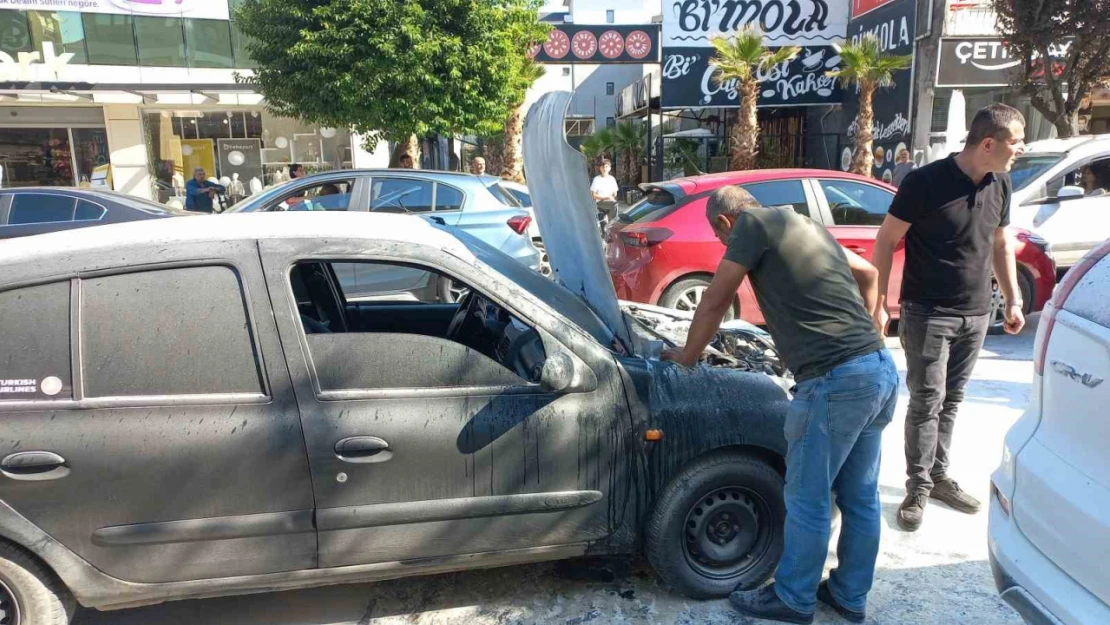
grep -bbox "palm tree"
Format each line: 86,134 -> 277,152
827,33 -> 912,176
610,120 -> 647,187
501,61 -> 546,182
710,26 -> 799,171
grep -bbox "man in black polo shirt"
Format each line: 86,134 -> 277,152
872,104 -> 1026,532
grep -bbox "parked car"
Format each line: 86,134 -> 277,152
1008,134 -> 1110,270
225,169 -> 541,292
608,170 -> 1056,334
0,187 -> 185,240
0,212 -> 794,623
492,179 -> 549,277
989,239 -> 1110,624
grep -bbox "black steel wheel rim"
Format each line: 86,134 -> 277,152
681,486 -> 773,580
0,578 -> 20,625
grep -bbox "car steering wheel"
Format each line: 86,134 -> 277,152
445,290 -> 479,343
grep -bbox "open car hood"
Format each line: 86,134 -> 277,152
523,91 -> 634,350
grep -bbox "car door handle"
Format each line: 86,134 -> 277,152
334,436 -> 393,464
1,451 -> 70,481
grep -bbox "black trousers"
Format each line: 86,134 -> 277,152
899,302 -> 990,495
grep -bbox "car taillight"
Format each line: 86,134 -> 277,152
1034,239 -> 1110,376
620,227 -> 673,248
507,215 -> 532,235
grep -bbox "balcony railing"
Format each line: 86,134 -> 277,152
945,3 -> 1000,36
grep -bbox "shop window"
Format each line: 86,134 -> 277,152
27,12 -> 88,64
134,16 -> 185,67
0,128 -> 73,187
186,19 -> 235,69
82,14 -> 137,66
0,11 -> 33,58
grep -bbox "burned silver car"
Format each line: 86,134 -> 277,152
0,210 -> 790,623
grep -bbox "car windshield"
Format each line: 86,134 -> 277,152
1010,154 -> 1064,191
441,225 -> 616,347
622,188 -> 679,223
225,179 -> 299,213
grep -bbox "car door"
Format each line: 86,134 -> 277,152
0,241 -> 316,583
812,178 -> 905,313
1025,194 -> 1110,268
258,237 -> 632,568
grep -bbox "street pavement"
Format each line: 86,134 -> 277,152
75,319 -> 1038,625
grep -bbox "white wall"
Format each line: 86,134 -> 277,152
570,0 -> 657,24
102,104 -> 153,200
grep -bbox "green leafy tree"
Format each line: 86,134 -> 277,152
827,33 -> 911,176
235,0 -> 549,155
993,0 -> 1110,137
710,26 -> 799,171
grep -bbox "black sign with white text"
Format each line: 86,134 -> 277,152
839,0 -> 914,178
936,37 -> 1071,87
661,45 -> 843,109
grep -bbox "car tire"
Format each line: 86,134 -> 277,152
0,540 -> 76,625
660,278 -> 737,322
987,271 -> 1033,335
646,450 -> 784,599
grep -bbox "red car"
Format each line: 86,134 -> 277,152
608,170 -> 1055,333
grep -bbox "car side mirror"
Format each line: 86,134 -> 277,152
1057,185 -> 1086,201
540,351 -> 596,393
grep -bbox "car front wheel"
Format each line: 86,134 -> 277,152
987,271 -> 1033,335
646,450 -> 784,599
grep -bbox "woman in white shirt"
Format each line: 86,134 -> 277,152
590,158 -> 619,202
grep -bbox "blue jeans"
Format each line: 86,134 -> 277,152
774,349 -> 900,614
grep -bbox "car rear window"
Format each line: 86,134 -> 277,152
486,181 -> 523,208
622,188 -> 679,223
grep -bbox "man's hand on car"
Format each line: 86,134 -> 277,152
661,346 -> 698,368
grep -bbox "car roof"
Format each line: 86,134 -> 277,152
661,169 -> 896,195
0,212 -> 475,269
300,168 -> 489,184
1023,134 -> 1110,155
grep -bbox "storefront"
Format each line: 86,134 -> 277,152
657,0 -> 850,172
0,107 -> 109,188
0,1 -> 366,202
932,36 -> 1064,149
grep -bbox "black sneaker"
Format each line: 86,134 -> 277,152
818,580 -> 866,623
897,492 -> 927,531
729,584 -> 814,625
930,479 -> 981,514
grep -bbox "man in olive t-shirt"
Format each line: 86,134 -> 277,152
665,186 -> 899,624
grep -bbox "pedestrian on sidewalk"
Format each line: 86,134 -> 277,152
664,186 -> 899,624
471,156 -> 487,175
891,149 -> 916,187
871,103 -> 1026,532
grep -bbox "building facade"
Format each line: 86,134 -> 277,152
0,1 -> 378,202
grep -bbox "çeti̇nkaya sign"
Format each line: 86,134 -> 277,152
661,0 -> 849,109
936,38 -> 1073,87
0,0 -> 229,20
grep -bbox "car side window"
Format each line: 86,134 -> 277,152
435,183 -> 464,212
508,188 -> 530,207
370,178 -> 433,213
75,200 -> 107,221
1049,158 -> 1110,200
0,281 -> 73,402
81,266 -> 265,398
280,180 -> 354,212
291,260 -> 545,391
739,181 -> 810,217
819,180 -> 893,226
8,194 -> 77,225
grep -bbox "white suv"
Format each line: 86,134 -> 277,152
1008,135 -> 1110,270
989,239 -> 1110,624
